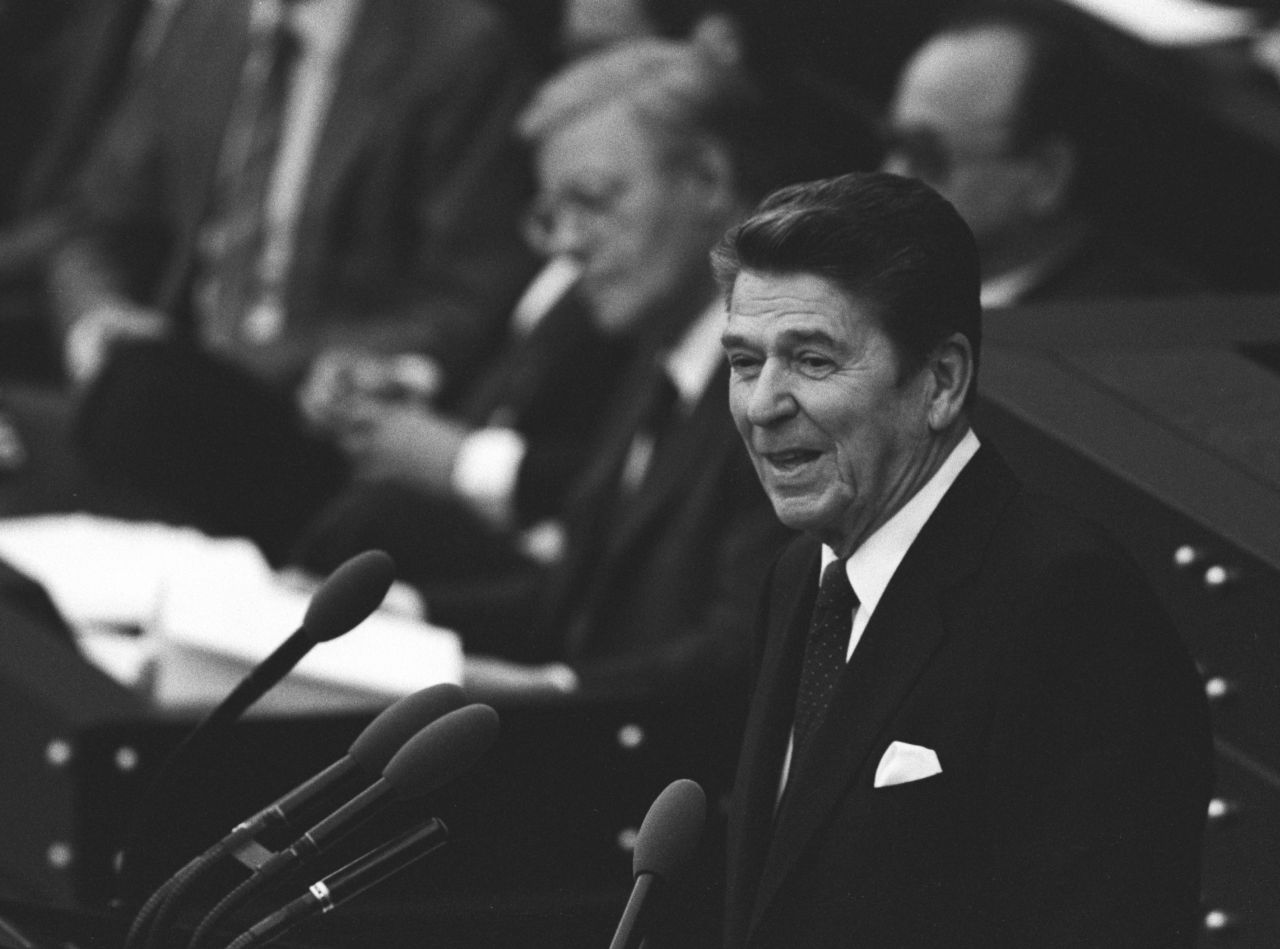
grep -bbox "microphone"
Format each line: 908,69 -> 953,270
219,682 -> 467,856
119,551 -> 396,904
221,818 -> 449,949
186,703 -> 500,949
608,779 -> 707,949
205,549 -> 398,727
263,703 -> 498,874
126,684 -> 467,949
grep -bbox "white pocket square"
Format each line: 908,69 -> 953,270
874,741 -> 942,788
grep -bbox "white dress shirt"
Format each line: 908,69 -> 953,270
778,428 -> 981,795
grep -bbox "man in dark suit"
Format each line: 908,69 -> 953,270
49,0 -> 536,389
288,262 -> 636,587
402,37 -> 797,703
716,172 -> 1213,946
880,1 -> 1202,307
44,0 -> 537,560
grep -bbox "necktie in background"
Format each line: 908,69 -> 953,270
791,559 -> 859,757
196,0 -> 299,347
619,367 -> 680,493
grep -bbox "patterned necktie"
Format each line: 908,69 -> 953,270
196,1 -> 300,347
791,559 -> 859,757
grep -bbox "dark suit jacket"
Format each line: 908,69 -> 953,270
455,288 -> 634,525
442,359 -> 794,702
52,0 -> 536,386
286,288 -> 635,580
725,444 -> 1212,948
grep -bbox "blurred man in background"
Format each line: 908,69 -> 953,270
51,0 -> 538,561
350,38 -> 796,703
882,1 -> 1200,306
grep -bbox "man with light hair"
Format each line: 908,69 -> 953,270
300,38 -> 796,703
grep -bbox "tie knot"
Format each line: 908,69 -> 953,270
817,558 -> 858,611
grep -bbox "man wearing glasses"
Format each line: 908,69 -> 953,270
881,1 -> 1199,308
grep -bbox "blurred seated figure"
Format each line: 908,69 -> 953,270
49,0 -> 536,390
288,256 -> 635,587
297,38 -> 796,704
882,0 -> 1204,307
51,0 -> 539,560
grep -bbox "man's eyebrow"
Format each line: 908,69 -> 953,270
721,327 -> 841,349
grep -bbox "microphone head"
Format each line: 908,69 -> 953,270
632,779 -> 706,880
382,704 -> 501,798
302,550 -> 397,643
348,683 -> 468,773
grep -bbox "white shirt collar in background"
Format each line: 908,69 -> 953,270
663,298 -> 727,408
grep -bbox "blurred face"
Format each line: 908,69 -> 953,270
533,101 -> 721,336
883,27 -> 1042,262
723,270 -> 949,555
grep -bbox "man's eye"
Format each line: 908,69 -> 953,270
797,354 -> 834,374
726,353 -> 761,375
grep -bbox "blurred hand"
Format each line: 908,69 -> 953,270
298,349 -> 444,436
340,403 -> 472,493
65,303 -> 168,384
462,655 -> 578,702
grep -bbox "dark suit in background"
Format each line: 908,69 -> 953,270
725,445 -> 1212,947
49,0 -> 537,386
444,357 -> 793,702
52,0 -> 538,560
289,286 -> 637,584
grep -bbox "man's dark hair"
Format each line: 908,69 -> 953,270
712,171 -> 982,405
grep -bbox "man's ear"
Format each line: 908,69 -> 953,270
1025,135 -> 1076,217
924,332 -> 974,430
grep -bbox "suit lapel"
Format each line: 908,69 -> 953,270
744,446 -> 1021,941
725,541 -> 820,948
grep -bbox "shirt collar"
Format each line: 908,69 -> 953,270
821,428 -> 981,617
661,298 -> 726,407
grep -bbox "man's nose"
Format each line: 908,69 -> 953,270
746,360 -> 797,426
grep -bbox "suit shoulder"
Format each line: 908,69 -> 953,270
979,489 -> 1193,671
990,487 -> 1139,578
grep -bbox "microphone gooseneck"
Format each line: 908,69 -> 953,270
222,818 -> 449,949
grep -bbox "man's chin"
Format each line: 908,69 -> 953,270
766,493 -> 833,537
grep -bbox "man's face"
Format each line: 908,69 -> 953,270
723,270 -> 941,554
883,26 -> 1042,261
533,101 -> 718,336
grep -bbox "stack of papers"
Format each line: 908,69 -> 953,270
0,514 -> 462,713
